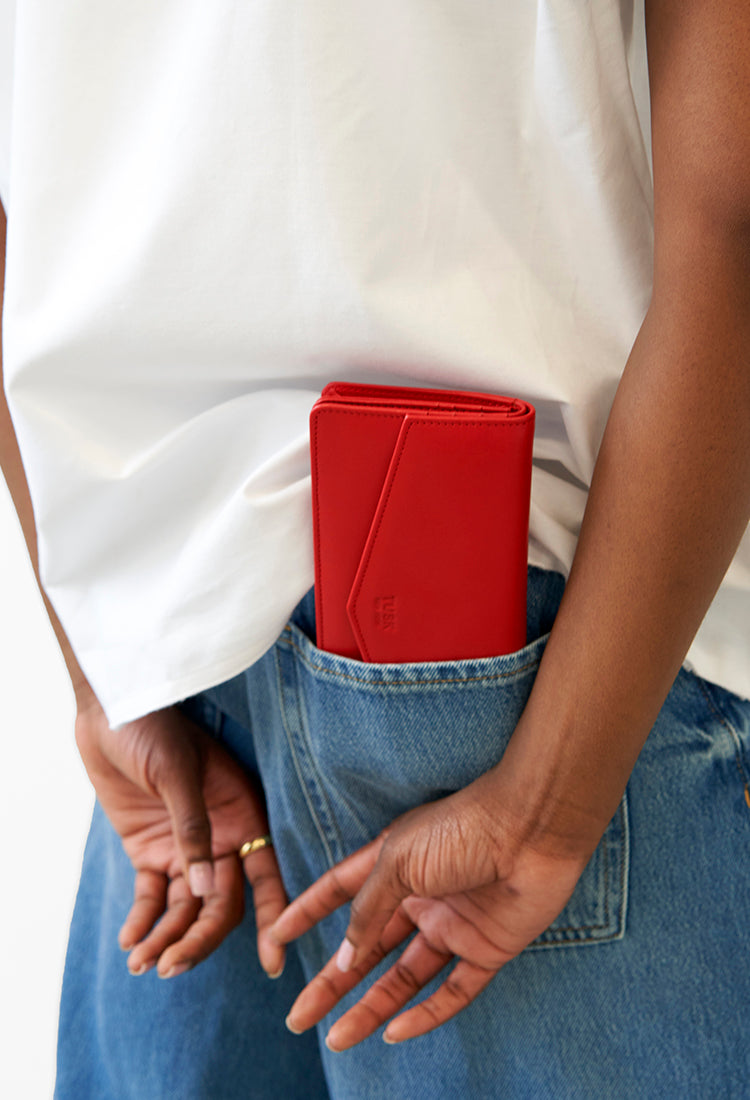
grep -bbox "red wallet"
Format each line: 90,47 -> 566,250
310,381 -> 535,662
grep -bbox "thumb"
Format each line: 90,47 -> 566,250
149,725 -> 215,898
335,840 -> 410,973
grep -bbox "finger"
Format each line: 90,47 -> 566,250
270,838 -> 383,945
156,854 -> 245,977
403,894 -> 516,967
125,874 -> 201,975
325,931 -> 452,1052
119,869 -> 168,956
242,845 -> 289,978
336,839 -> 413,974
382,959 -> 497,1044
285,906 -> 416,1035
155,745 -> 215,897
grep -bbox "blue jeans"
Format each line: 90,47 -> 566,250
57,568 -> 750,1098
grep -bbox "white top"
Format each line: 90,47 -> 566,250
1,0 -> 748,726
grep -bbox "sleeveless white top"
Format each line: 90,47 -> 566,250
1,0 -> 748,725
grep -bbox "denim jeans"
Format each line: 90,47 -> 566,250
56,568 -> 750,1098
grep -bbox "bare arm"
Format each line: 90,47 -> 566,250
491,0 -> 750,853
0,201 -> 97,711
272,0 -> 750,1048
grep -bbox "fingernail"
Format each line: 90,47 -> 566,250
128,961 -> 151,977
383,1030 -> 399,1045
266,966 -> 284,980
325,1031 -> 342,1053
336,938 -> 356,972
159,961 -> 191,980
285,1016 -> 303,1035
188,861 -> 215,897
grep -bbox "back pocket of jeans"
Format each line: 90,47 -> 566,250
529,794 -> 628,948
278,624 -> 629,950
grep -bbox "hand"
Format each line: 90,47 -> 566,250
270,773 -> 594,1050
75,699 -> 286,980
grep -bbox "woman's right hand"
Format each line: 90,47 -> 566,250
74,698 -> 287,981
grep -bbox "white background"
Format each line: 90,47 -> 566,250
0,476 -> 93,1099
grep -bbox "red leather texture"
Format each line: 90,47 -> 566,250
311,382 -> 535,662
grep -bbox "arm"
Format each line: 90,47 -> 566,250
271,0 -> 750,1048
0,203 -> 95,711
488,0 -> 750,856
0,201 -> 287,978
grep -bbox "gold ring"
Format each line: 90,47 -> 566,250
239,835 -> 273,858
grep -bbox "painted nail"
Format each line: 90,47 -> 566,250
188,861 -> 215,897
336,938 -> 356,972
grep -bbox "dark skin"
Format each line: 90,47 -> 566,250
2,0 -> 749,1048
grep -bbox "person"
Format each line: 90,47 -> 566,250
1,0 -> 749,1096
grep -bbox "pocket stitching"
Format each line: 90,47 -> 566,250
529,794 -> 628,949
273,646 -> 343,866
282,625 -> 543,689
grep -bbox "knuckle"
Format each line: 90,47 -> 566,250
249,869 -> 281,893
418,997 -> 443,1027
348,895 -> 366,928
316,970 -> 342,1000
328,869 -> 354,906
176,813 -> 210,845
388,959 -> 422,999
443,974 -> 472,1009
363,938 -> 388,969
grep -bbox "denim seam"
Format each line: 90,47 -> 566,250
532,796 -> 627,943
210,701 -> 223,738
281,627 -> 540,689
273,647 -> 338,867
540,837 -> 610,936
697,679 -> 750,809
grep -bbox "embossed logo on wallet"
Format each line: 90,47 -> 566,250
374,596 -> 398,632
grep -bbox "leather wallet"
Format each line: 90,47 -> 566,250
310,381 -> 535,662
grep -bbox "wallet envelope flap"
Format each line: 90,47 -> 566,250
347,411 -> 534,663
311,401 -> 405,658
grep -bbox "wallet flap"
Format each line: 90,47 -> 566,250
347,412 -> 534,663
311,402 -> 405,658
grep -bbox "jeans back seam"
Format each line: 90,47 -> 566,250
697,678 -> 750,811
273,647 -> 339,867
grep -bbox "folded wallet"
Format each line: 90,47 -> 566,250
310,381 -> 535,662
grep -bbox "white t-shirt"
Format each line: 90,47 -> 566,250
1,1 -> 748,726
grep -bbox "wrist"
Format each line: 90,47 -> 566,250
72,676 -> 103,722
480,701 -> 630,864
